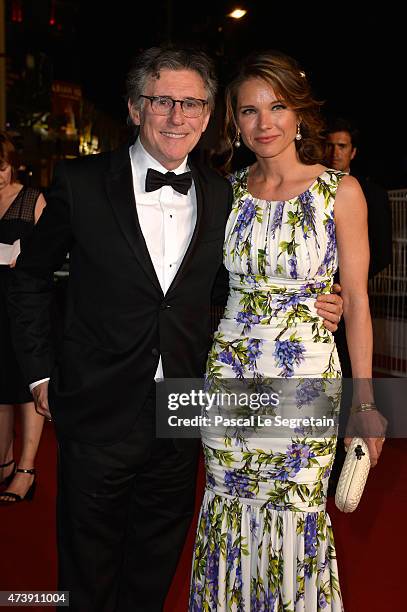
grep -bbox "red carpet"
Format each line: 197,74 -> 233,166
1,420 -> 406,611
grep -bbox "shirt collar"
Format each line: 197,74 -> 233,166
129,139 -> 189,195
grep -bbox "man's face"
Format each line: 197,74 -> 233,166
129,69 -> 211,170
325,131 -> 356,172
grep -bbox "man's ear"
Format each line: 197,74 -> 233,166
351,146 -> 357,161
128,100 -> 141,126
201,109 -> 211,134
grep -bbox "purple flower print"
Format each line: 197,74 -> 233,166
224,470 -> 255,498
236,310 -> 261,333
205,546 -> 220,603
270,201 -> 285,238
251,587 -> 277,611
296,379 -> 324,408
226,532 -> 240,573
274,339 -> 305,377
304,512 -> 318,578
273,442 -> 315,482
318,214 -> 336,275
219,350 -> 233,365
299,190 -> 317,240
319,592 -> 328,608
207,471 -> 216,488
233,197 -> 257,242
305,513 -> 318,554
218,349 -> 244,379
300,281 -> 327,294
285,443 -> 315,475
249,515 -> 258,537
288,256 -> 298,279
273,293 -> 306,313
247,338 -> 264,371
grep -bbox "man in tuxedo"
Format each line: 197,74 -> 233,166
9,47 -> 343,611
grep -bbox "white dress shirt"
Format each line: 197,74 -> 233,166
30,139 -> 196,391
130,140 -> 197,379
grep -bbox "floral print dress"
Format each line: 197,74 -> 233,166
190,168 -> 345,611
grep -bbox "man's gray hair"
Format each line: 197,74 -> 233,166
126,47 -> 217,114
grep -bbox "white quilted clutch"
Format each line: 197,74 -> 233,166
335,437 -> 371,512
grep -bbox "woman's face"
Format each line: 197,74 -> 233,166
0,162 -> 12,190
236,77 -> 298,160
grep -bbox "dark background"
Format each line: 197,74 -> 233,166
6,0 -> 406,187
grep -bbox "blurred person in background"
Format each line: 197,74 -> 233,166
0,131 -> 46,504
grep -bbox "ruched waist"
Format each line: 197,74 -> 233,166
228,272 -> 333,295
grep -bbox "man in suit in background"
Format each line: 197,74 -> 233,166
9,47 -> 343,611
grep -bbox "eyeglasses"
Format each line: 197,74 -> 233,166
139,95 -> 208,118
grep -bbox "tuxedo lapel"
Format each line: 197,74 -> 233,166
166,161 -> 204,294
105,144 -> 163,295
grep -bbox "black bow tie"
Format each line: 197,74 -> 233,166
145,168 -> 192,195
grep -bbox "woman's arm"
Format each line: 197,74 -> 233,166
34,193 -> 47,223
335,175 -> 385,465
9,193 -> 47,268
335,175 -> 371,378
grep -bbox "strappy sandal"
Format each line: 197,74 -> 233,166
0,468 -> 36,504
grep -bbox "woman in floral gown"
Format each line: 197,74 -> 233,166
189,51 -> 384,611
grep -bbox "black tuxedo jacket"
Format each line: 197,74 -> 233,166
9,142 -> 232,444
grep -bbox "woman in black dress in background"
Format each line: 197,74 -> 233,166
0,131 -> 46,504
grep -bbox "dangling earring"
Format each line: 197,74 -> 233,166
295,124 -> 302,141
234,130 -> 241,148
